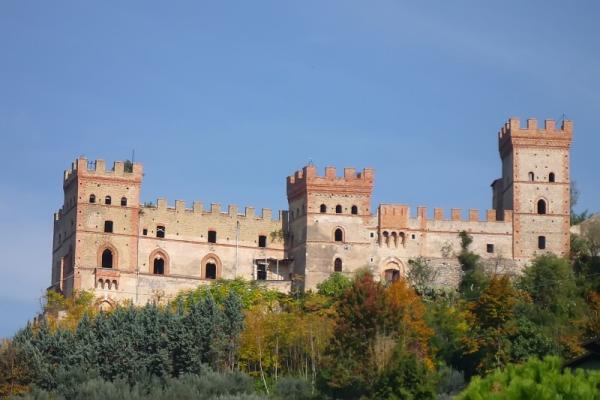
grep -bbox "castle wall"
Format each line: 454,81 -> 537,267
52,117 -> 574,305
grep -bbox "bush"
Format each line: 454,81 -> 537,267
457,356 -> 600,399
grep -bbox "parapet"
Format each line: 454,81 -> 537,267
142,198 -> 283,221
287,164 -> 374,200
498,117 -> 572,156
64,157 -> 143,184
419,207 -> 509,223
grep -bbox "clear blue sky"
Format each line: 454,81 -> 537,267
1,1 -> 598,338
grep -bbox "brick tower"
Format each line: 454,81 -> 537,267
493,117 -> 573,261
286,164 -> 374,289
51,157 -> 143,296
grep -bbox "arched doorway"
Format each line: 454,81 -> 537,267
381,259 -> 405,284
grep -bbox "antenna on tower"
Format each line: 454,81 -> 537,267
131,149 -> 135,163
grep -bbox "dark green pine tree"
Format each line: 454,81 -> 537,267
136,303 -> 171,379
198,292 -> 225,369
167,297 -> 191,377
222,291 -> 244,371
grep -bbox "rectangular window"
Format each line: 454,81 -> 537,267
258,235 -> 267,248
156,225 -> 165,238
538,236 -> 546,250
104,221 -> 113,233
142,228 -> 148,236
257,264 -> 267,280
486,244 -> 494,253
208,230 -> 217,243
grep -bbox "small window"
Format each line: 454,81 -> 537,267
120,197 -> 127,206
351,205 -> 358,215
156,225 -> 165,238
411,234 -> 416,239
257,264 -> 267,280
528,172 -> 534,182
370,232 -> 375,238
153,258 -> 164,275
258,235 -> 267,248
205,263 -> 217,279
538,236 -> 546,250
320,204 -> 327,213
101,249 -> 113,269
335,205 -> 342,214
537,199 -> 547,215
104,221 -> 113,233
142,228 -> 148,236
208,230 -> 217,243
334,228 -> 344,242
334,258 -> 343,272
89,194 -> 96,203
105,196 -> 112,205
549,172 -> 555,182
486,244 -> 494,253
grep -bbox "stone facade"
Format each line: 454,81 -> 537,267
51,117 -> 573,306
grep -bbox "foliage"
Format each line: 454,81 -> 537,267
407,257 -> 439,295
457,356 -> 600,399
173,278 -> 282,310
316,272 -> 352,298
457,231 -> 489,298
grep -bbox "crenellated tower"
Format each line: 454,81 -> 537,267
286,164 -> 374,289
52,157 -> 143,296
492,117 -> 572,260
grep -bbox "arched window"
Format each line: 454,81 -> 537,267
89,194 -> 96,203
205,263 -> 217,279
537,199 -> 547,215
153,257 -> 165,275
105,195 -> 112,205
549,172 -> 555,182
384,269 -> 400,283
528,172 -> 535,182
334,258 -> 342,272
320,204 -> 327,213
351,205 -> 358,215
156,226 -> 165,238
334,228 -> 344,242
335,205 -> 342,214
120,197 -> 127,206
101,249 -> 113,268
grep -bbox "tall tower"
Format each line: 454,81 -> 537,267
493,117 -> 573,261
286,164 -> 374,289
52,157 -> 143,296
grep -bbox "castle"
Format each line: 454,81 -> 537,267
51,117 -> 573,308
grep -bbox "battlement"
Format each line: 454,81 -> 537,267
379,205 -> 513,223
64,157 -> 143,184
287,164 -> 374,200
498,117 -> 572,155
143,198 -> 283,221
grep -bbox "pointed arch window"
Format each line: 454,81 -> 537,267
320,204 -> 327,213
153,257 -> 165,275
537,199 -> 547,215
205,263 -> 217,279
334,228 -> 344,242
334,258 -> 342,272
101,249 -> 113,269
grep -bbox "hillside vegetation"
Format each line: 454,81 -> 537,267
1,227 -> 599,399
